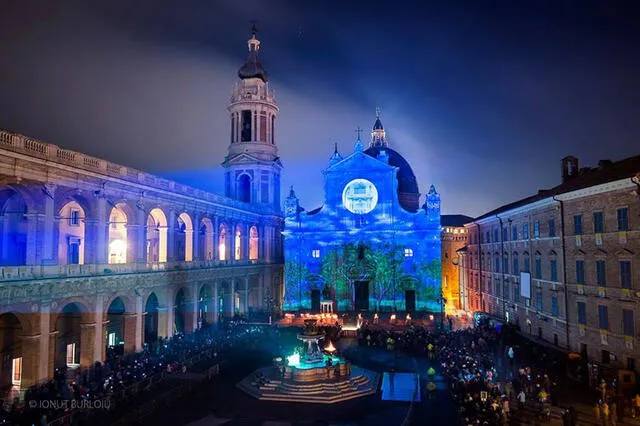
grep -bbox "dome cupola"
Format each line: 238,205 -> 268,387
238,24 -> 268,82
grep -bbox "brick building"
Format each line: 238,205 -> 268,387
459,155 -> 640,371
441,215 -> 472,313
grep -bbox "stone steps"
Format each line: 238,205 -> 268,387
237,366 -> 381,404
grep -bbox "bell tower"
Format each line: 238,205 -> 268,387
222,24 -> 282,211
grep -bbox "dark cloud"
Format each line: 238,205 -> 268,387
1,0 -> 639,216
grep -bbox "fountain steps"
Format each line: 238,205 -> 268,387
237,367 -> 381,404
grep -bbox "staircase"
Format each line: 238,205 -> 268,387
237,366 -> 381,404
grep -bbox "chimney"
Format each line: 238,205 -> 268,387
561,156 -> 579,183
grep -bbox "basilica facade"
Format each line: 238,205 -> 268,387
283,115 -> 442,313
0,27 -> 283,392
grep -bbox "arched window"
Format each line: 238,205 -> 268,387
249,226 -> 259,260
512,252 -> 519,275
235,225 -> 242,260
58,201 -> 85,265
108,204 -> 128,264
199,218 -> 214,260
237,174 -> 251,203
0,189 -> 29,266
176,213 -> 193,262
218,224 -> 227,261
146,208 -> 168,263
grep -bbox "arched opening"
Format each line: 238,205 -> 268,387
55,303 -> 83,368
0,189 -> 28,266
199,218 -> 214,261
175,213 -> 194,262
198,285 -> 211,327
174,288 -> 188,334
106,297 -> 126,359
237,174 -> 251,203
144,293 -> 159,346
218,224 -> 227,261
249,226 -> 259,260
0,313 -> 23,393
108,204 -> 128,264
235,225 -> 242,260
58,201 -> 86,265
146,208 -> 168,263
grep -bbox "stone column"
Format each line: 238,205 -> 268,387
79,323 -> 96,367
209,282 -> 218,324
244,223 -> 250,261
123,313 -> 138,354
38,303 -> 51,381
187,284 -> 199,332
243,277 -> 249,314
230,222 -> 236,262
25,213 -> 38,265
135,208 -> 147,264
213,216 -> 219,261
95,196 -> 108,264
134,294 -> 143,351
21,334 -> 41,389
94,294 -> 105,363
258,273 -> 264,312
166,210 -> 176,262
41,184 -> 57,264
226,280 -> 235,317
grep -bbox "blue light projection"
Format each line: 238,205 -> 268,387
283,130 -> 441,313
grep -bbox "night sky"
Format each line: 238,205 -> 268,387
0,1 -> 638,216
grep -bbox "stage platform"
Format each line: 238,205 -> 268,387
380,372 -> 420,402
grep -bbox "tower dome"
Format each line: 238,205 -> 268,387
363,109 -> 420,212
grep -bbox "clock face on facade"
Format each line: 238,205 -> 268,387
342,178 -> 379,214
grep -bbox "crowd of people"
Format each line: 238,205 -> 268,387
357,319 -> 578,425
0,321 -> 272,426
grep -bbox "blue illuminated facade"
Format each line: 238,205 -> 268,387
283,114 -> 441,312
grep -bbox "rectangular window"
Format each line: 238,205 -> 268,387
524,257 -> 530,273
536,290 -> 543,311
594,212 -> 604,234
486,231 -> 490,243
404,248 -> 414,257
623,309 -> 635,336
573,214 -> 583,235
620,261 -> 632,289
66,343 -> 77,366
495,279 -> 501,297
494,229 -> 499,243
618,207 -> 629,231
596,260 -> 607,286
502,227 -> 508,241
311,249 -> 320,259
550,259 -> 558,281
513,257 -> 519,275
504,282 -> 510,300
523,223 -> 529,240
259,112 -> 267,142
549,218 -> 556,237
503,256 -> 509,274
495,257 -> 500,272
241,110 -> 252,142
598,305 -> 608,330
69,210 -> 80,226
577,302 -> 586,325
514,285 -> 520,303
535,258 -> 542,279
576,260 -> 585,284
512,225 -> 518,241
551,296 -> 558,317
108,332 -> 117,347
534,221 -> 540,238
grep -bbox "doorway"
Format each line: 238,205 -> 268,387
311,289 -> 321,313
354,281 -> 369,311
405,290 -> 416,312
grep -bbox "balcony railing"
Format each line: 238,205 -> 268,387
0,259 -> 274,282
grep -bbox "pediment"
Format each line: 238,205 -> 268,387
324,150 -> 396,173
222,152 -> 282,168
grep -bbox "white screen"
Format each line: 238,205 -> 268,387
520,272 -> 531,299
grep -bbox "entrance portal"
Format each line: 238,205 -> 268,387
354,281 -> 369,311
310,290 -> 321,313
405,290 -> 416,312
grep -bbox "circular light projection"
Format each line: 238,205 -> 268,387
342,179 -> 379,214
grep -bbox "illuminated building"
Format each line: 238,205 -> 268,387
0,26 -> 283,391
283,112 -> 441,312
459,155 -> 640,371
440,215 -> 472,313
